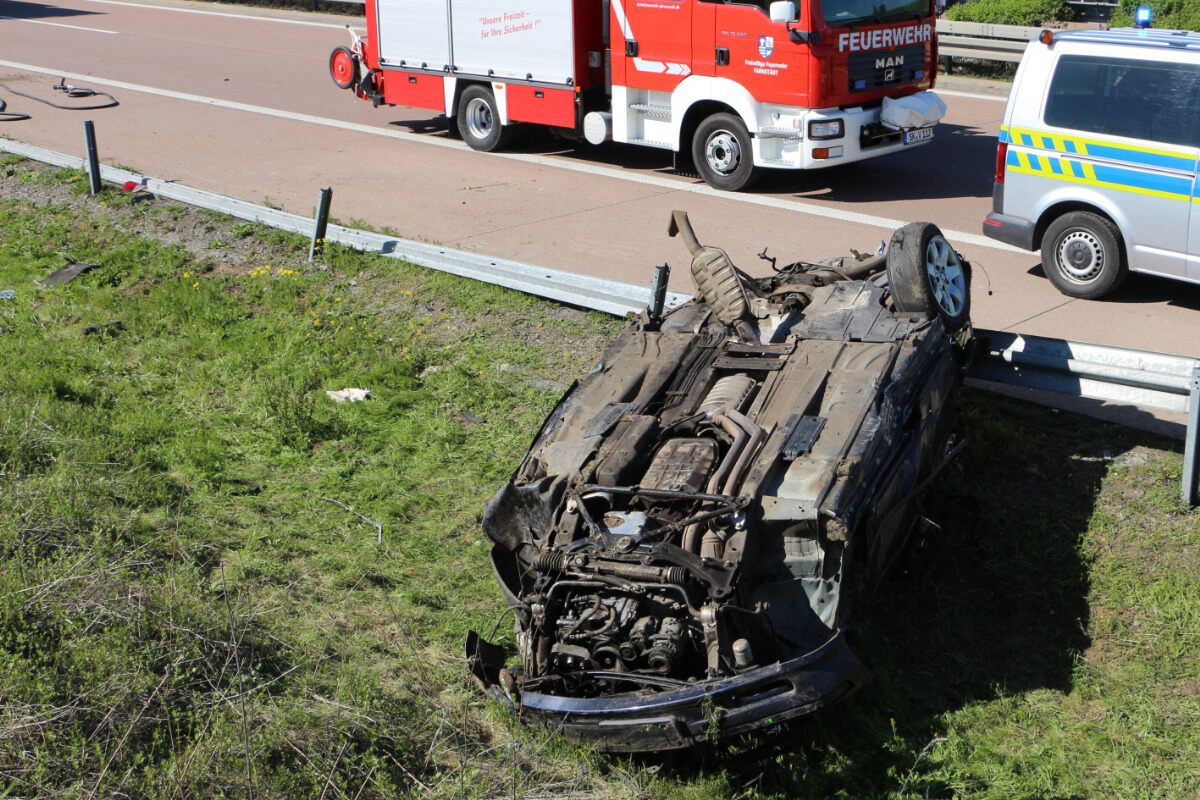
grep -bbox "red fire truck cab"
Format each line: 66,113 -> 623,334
330,0 -> 945,190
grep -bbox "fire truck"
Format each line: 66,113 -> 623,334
329,0 -> 945,190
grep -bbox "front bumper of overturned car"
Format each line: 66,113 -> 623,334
514,632 -> 869,752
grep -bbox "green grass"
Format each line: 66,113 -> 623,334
1,158 -> 1198,798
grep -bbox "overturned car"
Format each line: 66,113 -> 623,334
468,213 -> 972,752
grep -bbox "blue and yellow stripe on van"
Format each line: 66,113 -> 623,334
999,125 -> 1199,203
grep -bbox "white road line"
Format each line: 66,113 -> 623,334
0,15 -> 119,34
939,88 -> 1009,103
0,57 -> 1024,254
76,0 -> 352,28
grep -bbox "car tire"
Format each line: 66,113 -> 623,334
329,46 -> 358,90
1040,211 -> 1127,299
457,85 -> 512,153
886,222 -> 971,331
692,113 -> 759,192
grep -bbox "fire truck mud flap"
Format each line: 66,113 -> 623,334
469,630 -> 869,752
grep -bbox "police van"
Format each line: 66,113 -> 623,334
982,23 -> 1200,298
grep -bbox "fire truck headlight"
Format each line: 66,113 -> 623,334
808,119 -> 844,140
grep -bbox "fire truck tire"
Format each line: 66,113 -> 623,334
692,113 -> 758,191
329,46 -> 357,90
458,86 -> 511,152
886,222 -> 971,331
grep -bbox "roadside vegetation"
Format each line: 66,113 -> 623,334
1111,0 -> 1200,27
944,0 -> 1073,26
1,155 -> 1198,798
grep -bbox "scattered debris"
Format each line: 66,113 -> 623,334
82,320 -> 124,336
38,257 -> 100,287
326,387 -> 371,403
319,496 -> 383,544
0,290 -> 13,300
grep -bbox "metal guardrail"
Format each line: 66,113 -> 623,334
1,135 -> 1196,503
936,19 -> 1040,63
970,333 -> 1200,504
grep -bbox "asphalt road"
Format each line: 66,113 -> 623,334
2,0 -> 1199,358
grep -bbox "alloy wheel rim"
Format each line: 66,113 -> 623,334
924,236 -> 966,318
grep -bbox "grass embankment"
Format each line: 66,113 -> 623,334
1,156 -> 1198,798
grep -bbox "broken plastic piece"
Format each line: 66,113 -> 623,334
326,387 -> 371,403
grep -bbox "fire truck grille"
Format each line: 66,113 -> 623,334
848,45 -> 925,92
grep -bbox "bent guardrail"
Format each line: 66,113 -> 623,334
970,331 -> 1200,505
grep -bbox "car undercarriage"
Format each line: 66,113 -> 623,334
468,212 -> 973,751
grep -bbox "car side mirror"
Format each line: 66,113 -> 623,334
770,1 -> 797,23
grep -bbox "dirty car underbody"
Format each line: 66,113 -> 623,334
468,213 -> 973,752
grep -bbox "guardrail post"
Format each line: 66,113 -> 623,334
83,120 -> 101,195
309,187 -> 332,262
649,263 -> 670,319
1183,364 -> 1200,506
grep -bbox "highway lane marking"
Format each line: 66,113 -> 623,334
0,15 -> 119,34
76,0 -> 351,28
0,57 -> 1024,255
939,88 -> 1008,103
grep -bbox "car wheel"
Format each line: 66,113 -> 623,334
886,222 -> 971,330
692,113 -> 759,192
1040,211 -> 1127,299
458,86 -> 511,152
329,46 -> 357,90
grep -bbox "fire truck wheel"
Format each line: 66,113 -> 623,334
458,86 -> 511,152
329,46 -> 357,90
886,222 -> 972,331
692,113 -> 758,191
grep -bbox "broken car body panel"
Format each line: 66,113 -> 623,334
469,214 -> 972,752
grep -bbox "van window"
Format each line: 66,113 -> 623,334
1044,54 -> 1200,147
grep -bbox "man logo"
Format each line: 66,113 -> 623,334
884,68 -> 896,82
758,35 -> 774,57
875,55 -> 905,69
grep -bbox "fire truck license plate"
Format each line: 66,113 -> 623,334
903,127 -> 934,145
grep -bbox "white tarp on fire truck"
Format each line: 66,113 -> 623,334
880,91 -> 947,130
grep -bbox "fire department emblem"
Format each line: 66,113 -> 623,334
758,36 -> 774,57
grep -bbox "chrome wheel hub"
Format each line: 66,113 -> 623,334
465,97 -> 494,141
705,130 -> 742,175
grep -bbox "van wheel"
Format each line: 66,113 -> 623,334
458,86 -> 511,152
886,222 -> 971,331
692,113 -> 759,191
1040,211 -> 1127,299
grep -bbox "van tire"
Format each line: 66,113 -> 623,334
1040,211 -> 1127,299
458,86 -> 512,152
886,222 -> 972,331
692,113 -> 759,191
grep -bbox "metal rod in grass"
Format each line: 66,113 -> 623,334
221,563 -> 256,800
320,497 -> 383,544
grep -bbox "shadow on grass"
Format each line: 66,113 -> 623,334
630,389 -> 1178,797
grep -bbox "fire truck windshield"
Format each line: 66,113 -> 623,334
819,0 -> 930,26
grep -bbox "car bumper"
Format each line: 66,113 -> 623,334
753,96 -> 939,171
515,632 -> 868,752
983,212 -> 1036,250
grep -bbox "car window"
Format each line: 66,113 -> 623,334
1044,54 -> 1200,148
